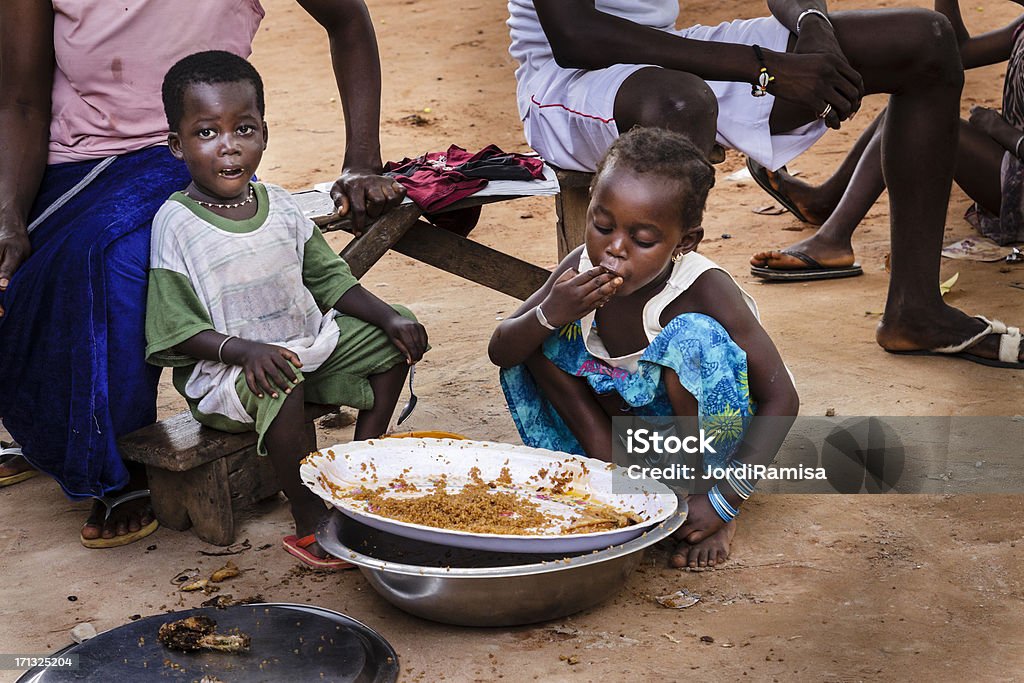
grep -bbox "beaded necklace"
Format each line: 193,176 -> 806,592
186,185 -> 254,209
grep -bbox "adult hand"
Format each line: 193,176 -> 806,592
676,493 -> 727,544
772,22 -> 864,130
229,339 -> 302,399
383,314 -> 428,364
330,170 -> 406,237
539,266 -> 623,328
0,219 -> 31,304
968,105 -> 1006,136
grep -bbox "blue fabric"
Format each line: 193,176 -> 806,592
499,313 -> 755,467
0,146 -> 190,499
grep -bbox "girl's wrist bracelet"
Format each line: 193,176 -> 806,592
708,484 -> 739,523
535,305 -> 557,330
217,335 -> 237,364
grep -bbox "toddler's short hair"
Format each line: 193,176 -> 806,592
162,50 -> 265,132
595,127 -> 716,229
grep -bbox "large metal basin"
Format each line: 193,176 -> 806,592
316,503 -> 686,627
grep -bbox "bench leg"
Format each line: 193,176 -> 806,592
555,184 -> 590,260
183,458 -> 236,546
146,466 -> 193,532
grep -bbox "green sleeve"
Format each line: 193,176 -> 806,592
303,227 -> 359,310
145,268 -> 215,367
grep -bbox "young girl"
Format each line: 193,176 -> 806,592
146,51 -> 427,568
489,128 -> 798,569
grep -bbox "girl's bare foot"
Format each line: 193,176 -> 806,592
670,520 -> 737,570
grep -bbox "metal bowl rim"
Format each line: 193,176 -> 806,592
319,503 -> 686,579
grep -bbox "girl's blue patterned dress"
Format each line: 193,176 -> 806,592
499,312 -> 755,469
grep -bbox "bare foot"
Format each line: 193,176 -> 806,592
750,234 -> 856,271
670,520 -> 737,570
877,305 -> 1024,364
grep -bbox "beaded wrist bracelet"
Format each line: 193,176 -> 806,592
751,44 -> 774,98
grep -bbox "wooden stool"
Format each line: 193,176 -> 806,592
119,403 -> 336,546
552,167 -> 594,260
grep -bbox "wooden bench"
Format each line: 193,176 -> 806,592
119,169 -> 595,546
301,167 -> 596,291
119,403 -> 336,545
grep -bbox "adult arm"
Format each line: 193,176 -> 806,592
296,0 -> 405,234
534,0 -> 862,125
0,0 -> 54,294
935,0 -> 1024,69
969,105 -> 1024,159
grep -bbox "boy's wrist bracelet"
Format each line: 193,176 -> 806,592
217,335 -> 237,364
1015,134 -> 1024,159
750,44 -> 774,98
535,305 -> 557,330
708,484 -> 739,523
796,8 -> 834,34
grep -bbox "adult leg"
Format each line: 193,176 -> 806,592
754,110 -> 887,227
953,121 -> 1004,214
751,114 -> 885,271
613,68 -> 720,160
81,226 -> 160,543
753,116 -> 1006,272
781,9 -> 1019,361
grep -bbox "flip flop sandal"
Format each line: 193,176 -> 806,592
750,249 -> 863,281
80,489 -> 160,549
0,445 -> 39,487
746,157 -> 816,225
888,316 -> 1024,369
282,534 -> 355,570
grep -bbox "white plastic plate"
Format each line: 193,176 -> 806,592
300,438 -> 678,553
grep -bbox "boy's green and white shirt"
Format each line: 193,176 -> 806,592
146,182 -> 358,424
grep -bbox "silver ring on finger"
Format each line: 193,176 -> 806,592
818,103 -> 832,120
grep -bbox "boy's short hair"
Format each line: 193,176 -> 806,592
595,127 -> 716,229
162,50 -> 265,132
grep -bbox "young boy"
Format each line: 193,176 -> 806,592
146,51 -> 428,568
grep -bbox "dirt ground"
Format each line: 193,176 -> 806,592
2,0 -> 1023,681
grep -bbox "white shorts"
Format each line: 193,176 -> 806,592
519,16 -> 827,172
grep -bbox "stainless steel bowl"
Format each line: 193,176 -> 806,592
316,503 -> 687,627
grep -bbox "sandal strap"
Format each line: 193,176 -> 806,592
94,489 -> 151,521
294,533 -> 317,549
932,316 -> 994,354
998,325 -> 1022,364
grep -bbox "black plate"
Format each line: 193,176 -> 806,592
17,603 -> 398,682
